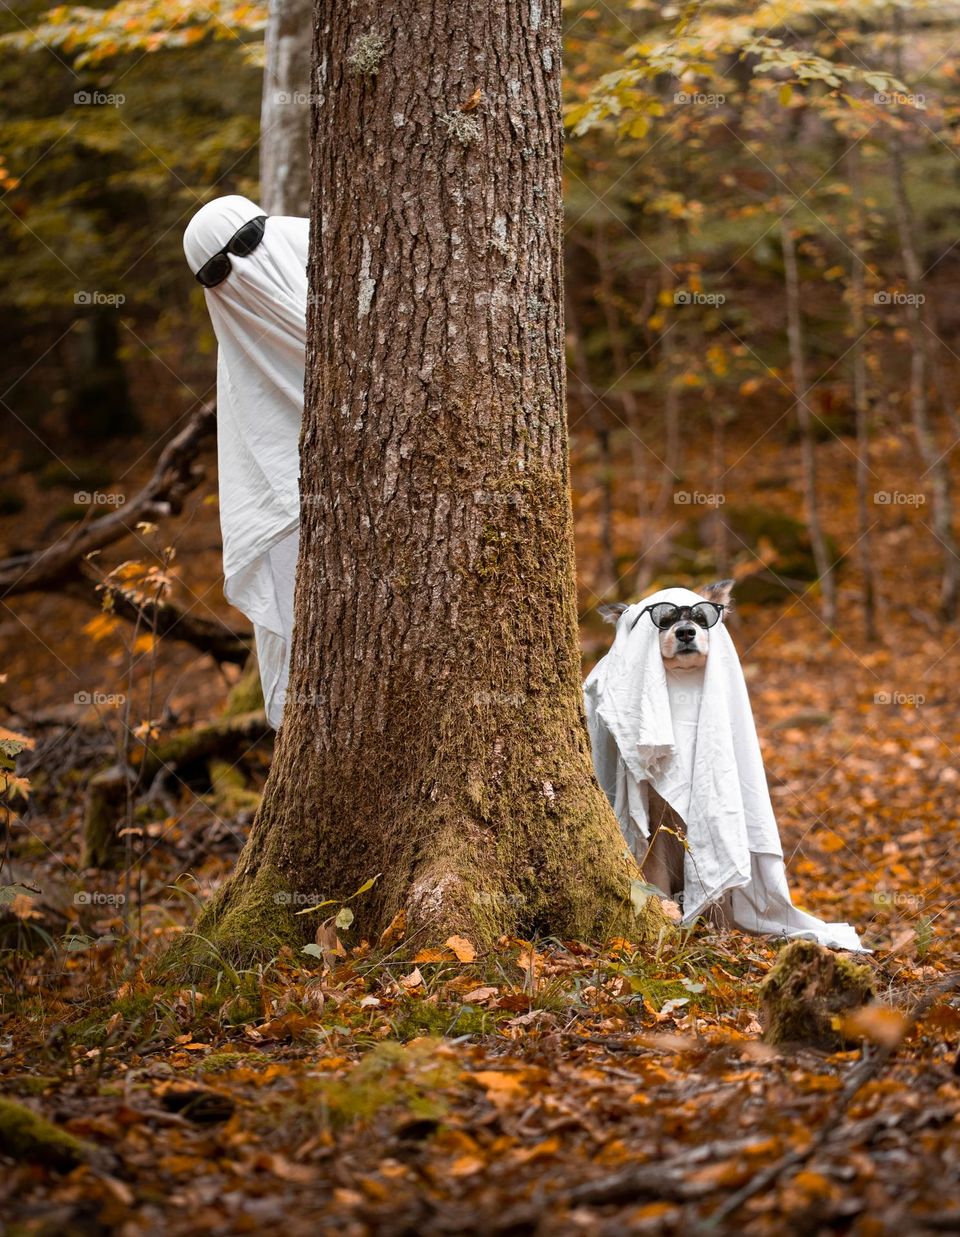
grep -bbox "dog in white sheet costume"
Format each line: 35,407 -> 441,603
584,581 -> 867,951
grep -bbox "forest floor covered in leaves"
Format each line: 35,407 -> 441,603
0,923 -> 957,1235
2,416 -> 959,1234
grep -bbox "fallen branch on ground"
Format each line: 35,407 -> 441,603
61,576 -> 251,666
0,403 -> 252,664
0,402 -> 216,598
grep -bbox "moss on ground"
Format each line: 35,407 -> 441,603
69,990 -> 169,1044
69,982 -> 264,1046
302,1040 -> 456,1130
0,1097 -> 90,1168
391,1000 -> 492,1041
196,1050 -> 271,1074
6,1076 -> 57,1096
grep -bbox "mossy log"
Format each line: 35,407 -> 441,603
0,403 -> 216,599
134,709 -> 270,778
222,649 -> 265,717
759,939 -> 876,1049
82,710 -> 271,869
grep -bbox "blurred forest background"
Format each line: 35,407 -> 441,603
1,0 -> 958,963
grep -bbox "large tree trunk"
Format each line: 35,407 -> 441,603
183,0 -> 651,964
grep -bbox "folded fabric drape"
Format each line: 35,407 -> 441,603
184,195 -> 308,728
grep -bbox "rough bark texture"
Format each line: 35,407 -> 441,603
180,0 -> 655,968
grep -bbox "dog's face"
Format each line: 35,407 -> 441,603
659,612 -> 710,670
600,580 -> 734,672
659,580 -> 733,670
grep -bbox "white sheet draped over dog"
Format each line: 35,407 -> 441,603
584,587 -> 866,951
183,195 -> 308,729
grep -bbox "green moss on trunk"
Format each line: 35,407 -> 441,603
161,864 -> 299,976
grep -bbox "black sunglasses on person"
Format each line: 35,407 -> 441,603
194,215 -> 268,288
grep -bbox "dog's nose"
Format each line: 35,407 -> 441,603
676,625 -> 697,642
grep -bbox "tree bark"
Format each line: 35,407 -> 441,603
180,0 -> 652,965
259,0 -> 312,216
593,227 -> 654,537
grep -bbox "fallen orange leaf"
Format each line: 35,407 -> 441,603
445,935 -> 477,963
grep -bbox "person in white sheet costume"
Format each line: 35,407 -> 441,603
183,195 -> 307,729
584,586 -> 867,951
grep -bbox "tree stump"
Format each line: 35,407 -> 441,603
760,939 -> 876,1049
82,764 -> 129,869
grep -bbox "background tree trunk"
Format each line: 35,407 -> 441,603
780,215 -> 837,628
565,287 -> 617,597
890,137 -> 959,621
890,10 -> 958,620
184,0 -> 651,963
259,0 -> 312,217
847,146 -> 877,643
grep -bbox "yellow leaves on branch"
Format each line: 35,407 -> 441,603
0,771 -> 31,800
706,344 -> 728,377
0,725 -> 32,805
83,612 -> 122,643
0,1 -> 268,68
0,158 -> 19,192
0,725 -> 34,753
8,892 -> 41,920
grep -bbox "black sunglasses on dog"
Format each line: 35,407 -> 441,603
639,601 -> 725,631
194,215 -> 268,288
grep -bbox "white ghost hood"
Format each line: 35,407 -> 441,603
584,587 -> 867,951
184,195 -> 309,729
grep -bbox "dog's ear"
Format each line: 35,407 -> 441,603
598,602 -> 629,626
702,578 -> 734,616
